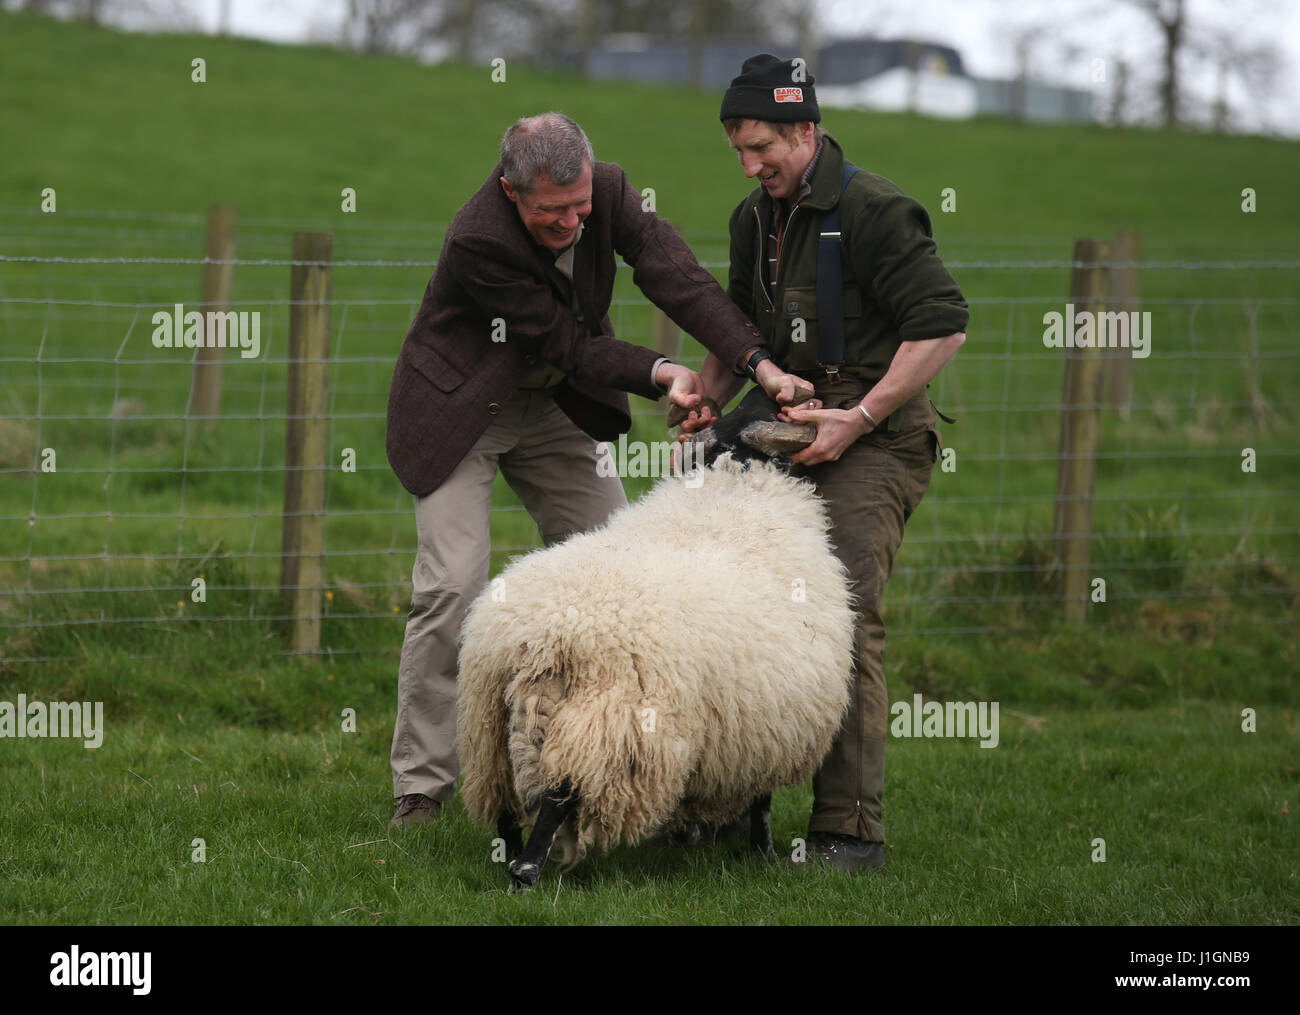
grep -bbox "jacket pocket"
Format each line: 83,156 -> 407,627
878,393 -> 940,462
405,341 -> 466,394
778,285 -> 863,371
781,285 -> 863,322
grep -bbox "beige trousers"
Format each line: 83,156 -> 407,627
390,388 -> 627,802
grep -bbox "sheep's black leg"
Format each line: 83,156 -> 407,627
749,793 -> 776,859
496,810 -> 524,859
508,780 -> 576,893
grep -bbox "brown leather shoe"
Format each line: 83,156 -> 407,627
390,793 -> 439,828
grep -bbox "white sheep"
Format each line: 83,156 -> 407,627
455,399 -> 855,890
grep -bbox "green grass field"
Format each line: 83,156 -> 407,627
0,11 -> 1297,924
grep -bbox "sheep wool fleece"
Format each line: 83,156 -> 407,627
456,457 -> 856,853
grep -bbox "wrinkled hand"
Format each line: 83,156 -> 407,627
781,404 -> 870,465
755,363 -> 816,406
657,363 -> 707,415
673,397 -> 722,441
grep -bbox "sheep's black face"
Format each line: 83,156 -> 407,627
683,386 -> 817,470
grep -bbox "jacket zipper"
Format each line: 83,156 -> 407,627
752,206 -> 775,313
755,203 -> 804,315
779,205 -> 801,301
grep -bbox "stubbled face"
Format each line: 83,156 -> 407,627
501,165 -> 593,251
727,120 -> 817,203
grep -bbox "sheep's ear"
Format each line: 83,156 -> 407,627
739,420 -> 816,457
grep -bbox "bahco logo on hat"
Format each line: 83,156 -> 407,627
719,54 -> 821,125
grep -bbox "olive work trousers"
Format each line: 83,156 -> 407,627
795,384 -> 938,844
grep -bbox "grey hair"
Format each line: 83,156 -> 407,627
501,113 -> 594,194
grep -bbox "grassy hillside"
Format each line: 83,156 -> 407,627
0,11 -> 1296,925
2,12 -> 1298,248
3,8 -> 1295,625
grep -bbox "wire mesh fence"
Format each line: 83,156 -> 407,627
1,208 -> 1297,664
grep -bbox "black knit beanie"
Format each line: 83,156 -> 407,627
719,53 -> 820,124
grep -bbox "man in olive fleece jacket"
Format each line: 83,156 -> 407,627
682,55 -> 968,871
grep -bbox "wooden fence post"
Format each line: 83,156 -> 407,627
281,232 -> 332,659
189,204 -> 237,425
1053,237 -> 1109,624
1242,304 -> 1268,426
1103,230 -> 1140,408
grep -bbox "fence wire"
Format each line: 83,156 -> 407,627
1,217 -> 1297,663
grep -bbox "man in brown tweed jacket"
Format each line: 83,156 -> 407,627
386,112 -> 807,827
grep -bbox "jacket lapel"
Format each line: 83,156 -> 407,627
542,251 -> 575,305
569,233 -> 596,329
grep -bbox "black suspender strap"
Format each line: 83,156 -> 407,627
817,162 -> 861,381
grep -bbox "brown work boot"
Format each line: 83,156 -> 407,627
390,793 -> 439,828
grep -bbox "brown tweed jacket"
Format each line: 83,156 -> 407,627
386,160 -> 762,496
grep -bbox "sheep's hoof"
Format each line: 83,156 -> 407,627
508,859 -> 541,894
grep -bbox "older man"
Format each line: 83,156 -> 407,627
386,112 -> 805,827
682,56 -> 968,871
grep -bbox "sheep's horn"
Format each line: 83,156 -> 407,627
681,427 -> 719,456
739,421 -> 817,457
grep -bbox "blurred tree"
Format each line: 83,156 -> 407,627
1120,0 -> 1286,131
1006,23 -> 1050,122
14,0 -> 199,28
1121,0 -> 1187,127
1197,30 -> 1282,134
991,0 -> 1287,134
336,0 -> 806,76
342,0 -> 440,55
1108,53 -> 1130,126
574,0 -> 596,74
340,0 -> 573,63
566,0 -> 807,86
